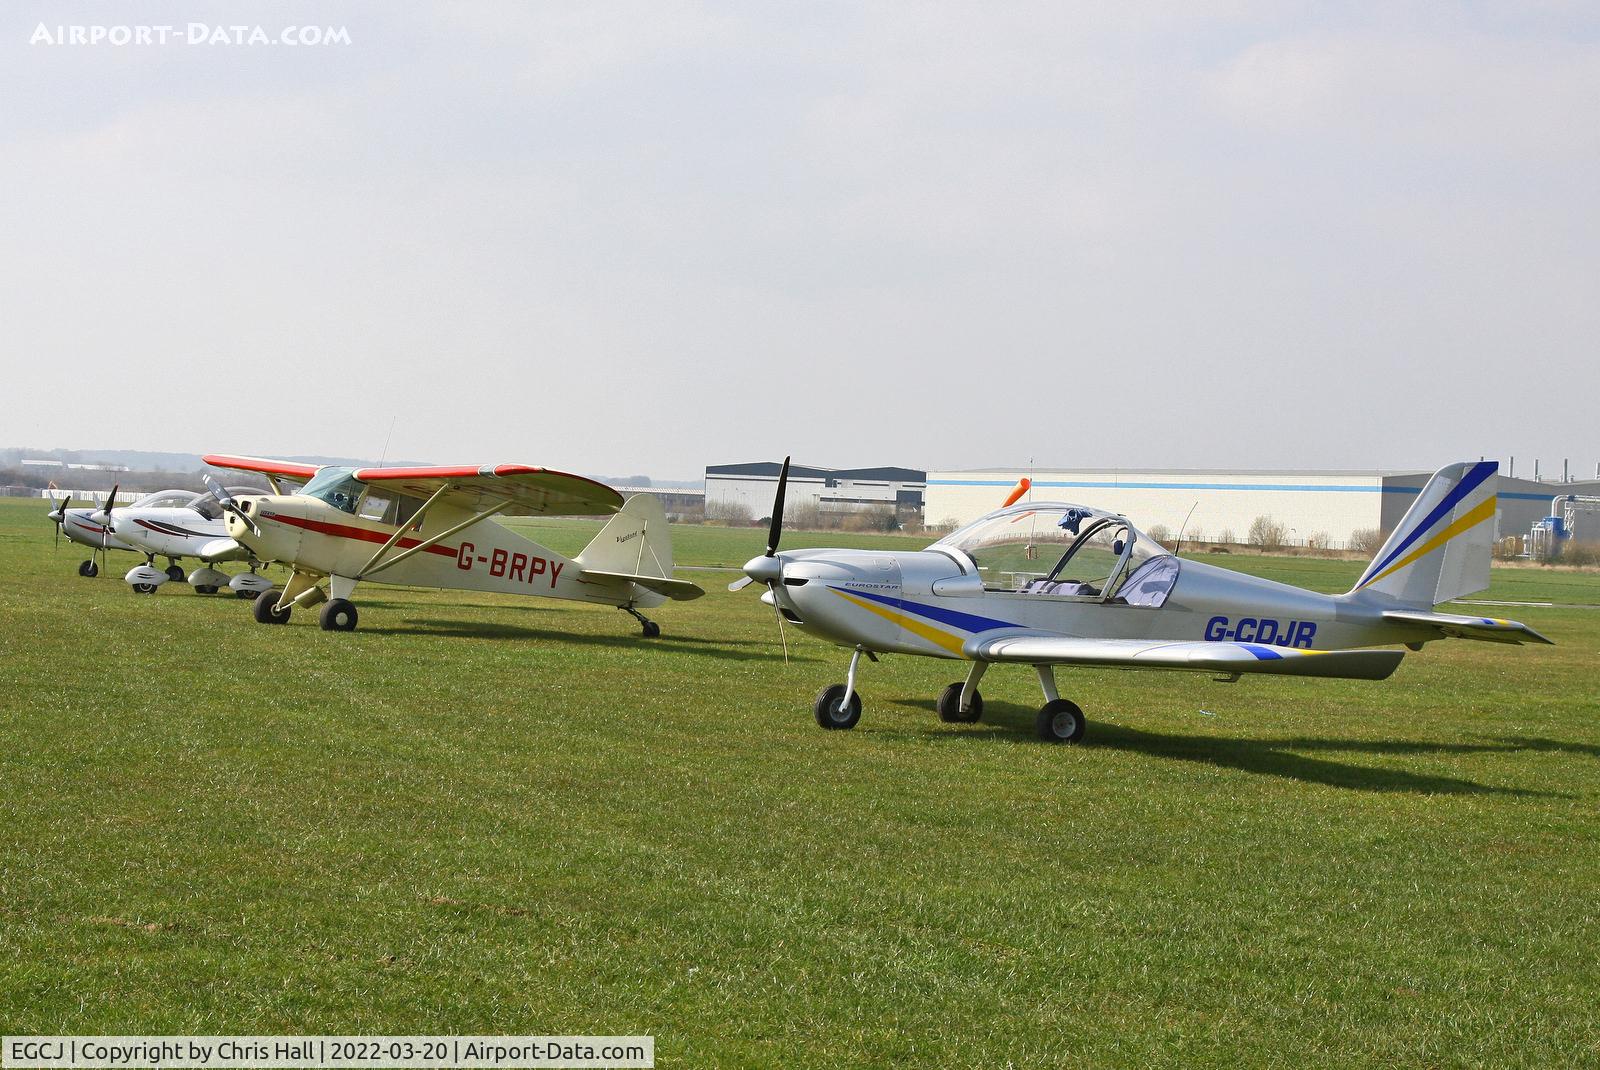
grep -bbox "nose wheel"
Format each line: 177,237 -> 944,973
79,560 -> 99,577
165,563 -> 186,583
814,684 -> 862,729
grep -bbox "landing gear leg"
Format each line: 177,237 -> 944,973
1032,664 -> 1086,743
936,661 -> 988,723
622,604 -> 660,638
815,646 -> 866,730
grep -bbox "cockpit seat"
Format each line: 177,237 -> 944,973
1019,577 -> 1099,597
1114,555 -> 1180,607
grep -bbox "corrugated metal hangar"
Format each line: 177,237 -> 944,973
925,467 -> 1600,549
706,462 -> 925,520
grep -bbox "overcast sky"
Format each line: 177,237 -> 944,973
3,2 -> 1596,479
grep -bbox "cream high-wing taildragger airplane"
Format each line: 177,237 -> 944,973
202,455 -> 703,633
732,459 -> 1552,742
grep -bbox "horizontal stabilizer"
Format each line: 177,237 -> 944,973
969,635 -> 1405,681
1382,610 -> 1553,645
577,569 -> 704,601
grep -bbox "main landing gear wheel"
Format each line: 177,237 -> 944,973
253,590 -> 291,625
936,682 -> 983,723
235,588 -> 256,600
165,564 -> 186,583
319,598 -> 358,632
1035,699 -> 1086,743
194,585 -> 217,595
79,560 -> 99,578
132,582 -> 158,595
814,684 -> 862,730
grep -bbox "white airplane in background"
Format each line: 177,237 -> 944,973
203,455 -> 703,633
47,485 -> 281,596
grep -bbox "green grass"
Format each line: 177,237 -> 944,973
2,498 -> 1597,1067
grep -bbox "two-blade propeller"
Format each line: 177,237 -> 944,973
729,456 -> 792,662
46,489 -> 72,550
204,474 -> 261,537
729,455 -> 790,593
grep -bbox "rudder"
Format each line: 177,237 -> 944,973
576,494 -> 675,578
1347,461 -> 1498,607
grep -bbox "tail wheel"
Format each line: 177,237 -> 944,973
936,682 -> 983,723
79,560 -> 99,578
252,590 -> 291,625
1035,699 -> 1086,743
319,598 -> 359,632
813,684 -> 862,730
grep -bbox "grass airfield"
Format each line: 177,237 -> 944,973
1,498 -> 1597,1067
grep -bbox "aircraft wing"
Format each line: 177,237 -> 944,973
969,634 -> 1405,680
203,455 -> 322,481
1381,610 -> 1553,645
351,464 -> 623,517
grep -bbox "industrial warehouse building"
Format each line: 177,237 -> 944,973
706,462 -> 925,522
924,467 -> 1600,550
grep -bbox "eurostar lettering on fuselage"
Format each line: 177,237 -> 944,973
1205,615 -> 1317,648
456,540 -> 564,588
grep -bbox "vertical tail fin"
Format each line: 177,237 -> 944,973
1347,461 -> 1498,606
576,494 -> 675,578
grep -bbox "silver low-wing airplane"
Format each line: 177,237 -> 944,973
733,459 -> 1551,742
203,455 -> 703,633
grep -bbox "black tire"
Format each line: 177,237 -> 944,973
165,564 -> 186,583
194,585 -> 216,595
253,590 -> 291,625
80,560 -> 99,578
132,582 -> 158,595
1035,699 -> 1086,743
234,588 -> 255,600
641,620 -> 661,638
936,682 -> 983,723
813,684 -> 862,730
319,598 -> 359,632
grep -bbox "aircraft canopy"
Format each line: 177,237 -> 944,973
932,502 -> 1178,604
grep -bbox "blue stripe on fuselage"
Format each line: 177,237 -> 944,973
829,585 -> 1019,634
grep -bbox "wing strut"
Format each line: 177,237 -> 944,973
358,492 -> 509,579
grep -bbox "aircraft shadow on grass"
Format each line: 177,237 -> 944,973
357,617 -> 810,662
885,699 -> 1558,796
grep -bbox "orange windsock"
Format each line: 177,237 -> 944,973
1002,477 -> 1031,507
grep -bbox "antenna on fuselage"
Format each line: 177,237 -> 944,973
1173,500 -> 1199,555
377,414 -> 397,468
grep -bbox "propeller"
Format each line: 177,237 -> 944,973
91,484 -> 118,573
46,490 -> 71,550
729,456 -> 793,663
729,455 -> 790,592
204,474 -> 260,537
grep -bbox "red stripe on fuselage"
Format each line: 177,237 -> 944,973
262,512 -> 460,557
